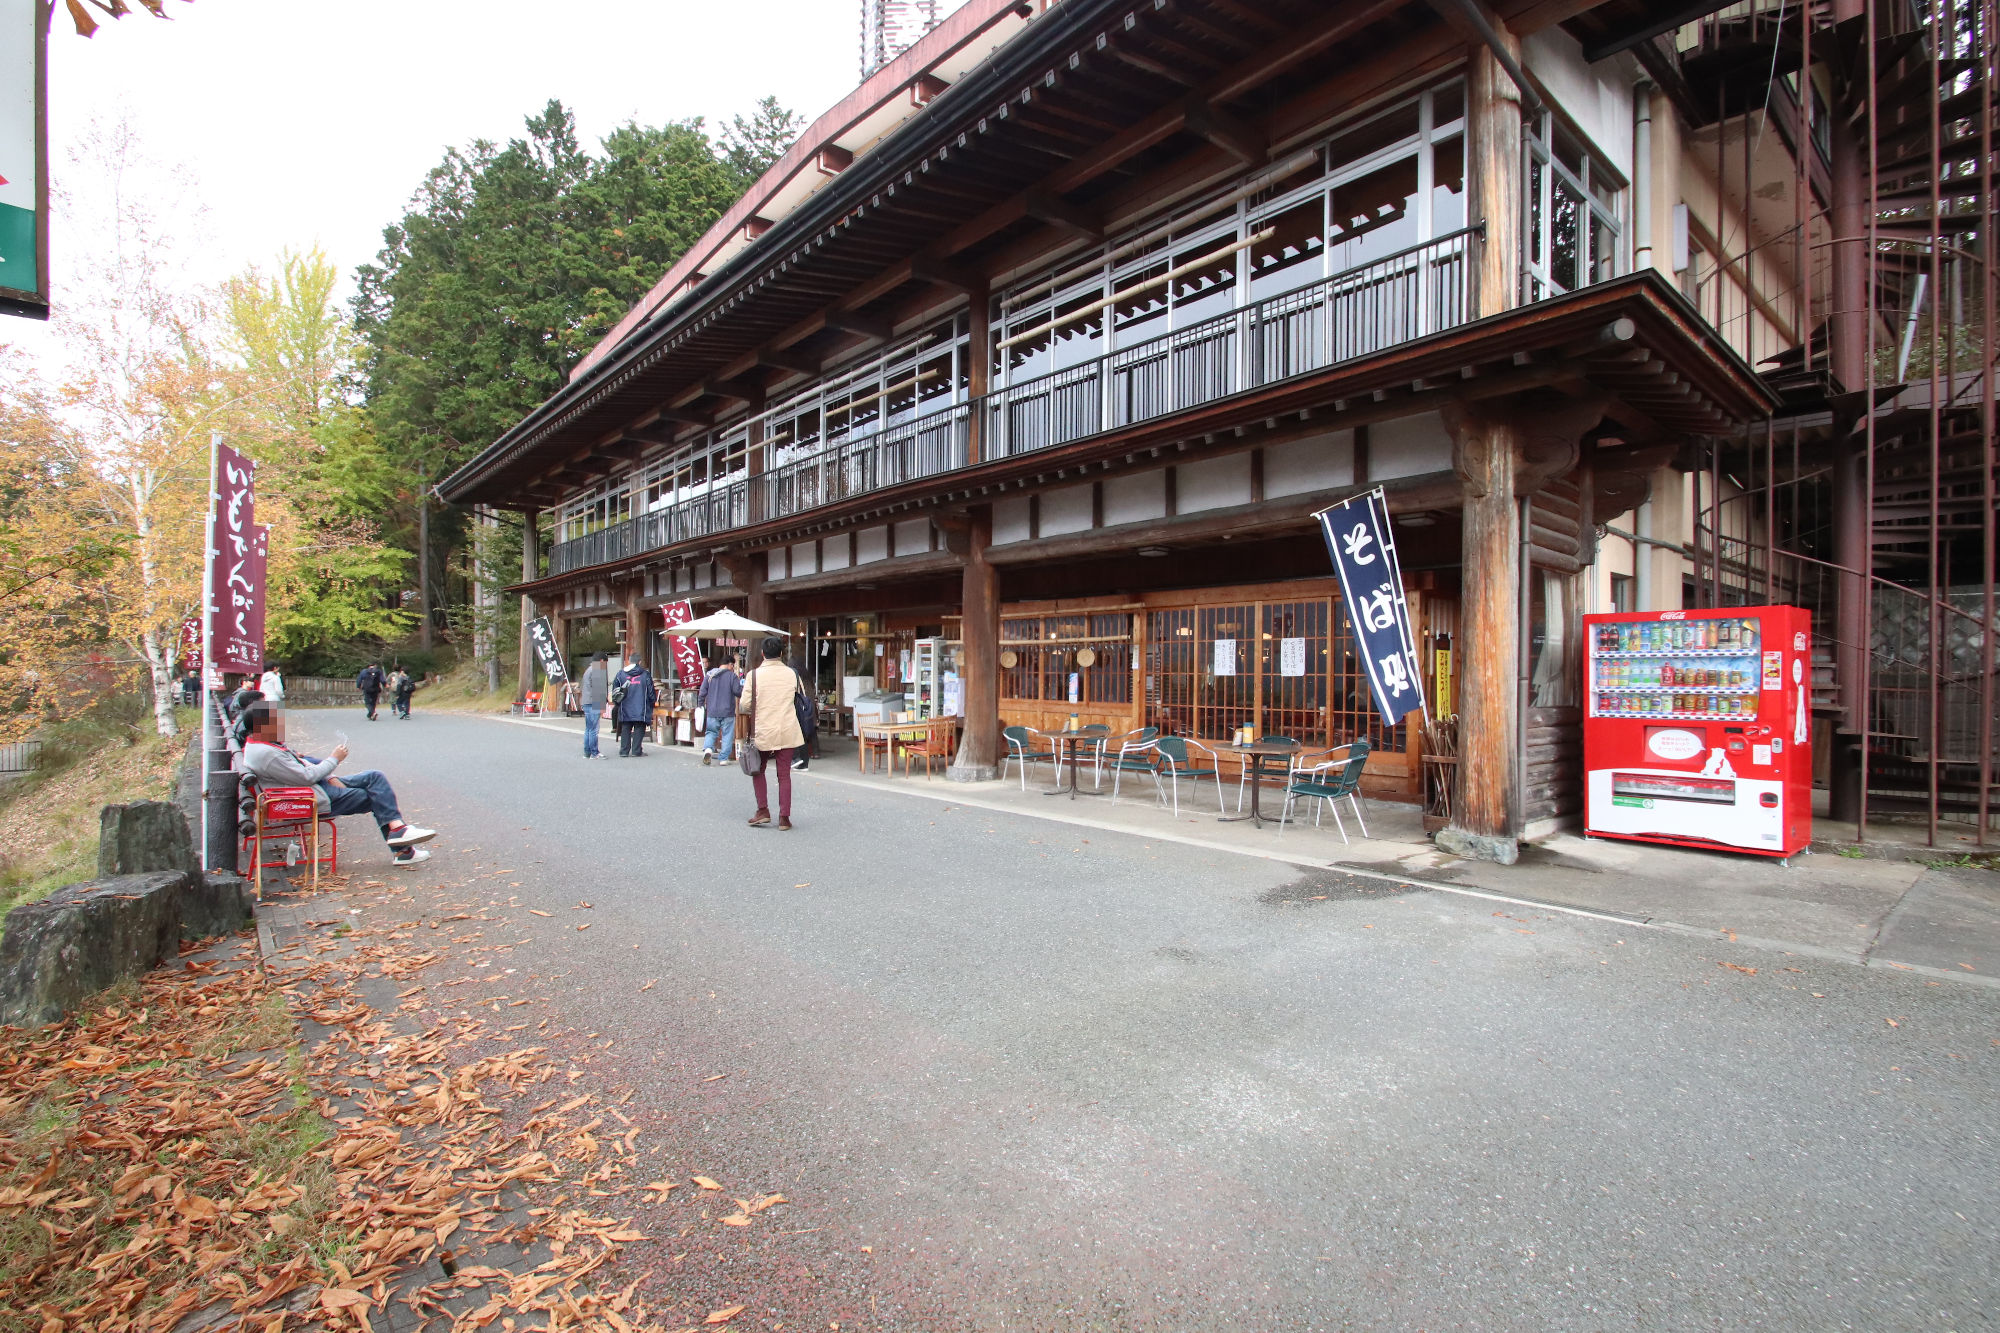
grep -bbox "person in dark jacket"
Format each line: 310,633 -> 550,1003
612,655 -> 657,757
578,652 -> 610,759
697,651 -> 742,766
391,668 -> 417,719
356,662 -> 385,720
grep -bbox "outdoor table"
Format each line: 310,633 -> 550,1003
856,718 -> 953,774
1036,729 -> 1109,799
1213,739 -> 1303,827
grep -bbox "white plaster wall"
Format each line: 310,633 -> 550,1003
822,540 -> 851,571
893,519 -> 931,555
1371,412 -> 1454,479
713,561 -> 733,588
792,542 -> 818,577
1103,471 -> 1167,526
1177,454 -> 1253,513
1041,484 -> 1094,536
857,526 -> 889,564
693,565 -> 712,590
1265,430 -> 1355,498
993,496 -> 1031,545
1523,28 -> 1635,178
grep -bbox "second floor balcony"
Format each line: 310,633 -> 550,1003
548,224 -> 1480,576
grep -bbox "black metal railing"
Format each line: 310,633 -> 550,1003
760,405 -> 971,521
984,225 -> 1479,458
542,224 -> 1481,576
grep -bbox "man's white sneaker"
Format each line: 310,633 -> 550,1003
386,825 -> 437,848
392,847 -> 431,868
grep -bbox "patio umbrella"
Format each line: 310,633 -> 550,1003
657,608 -> 789,640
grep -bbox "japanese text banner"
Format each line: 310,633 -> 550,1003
527,615 -> 567,683
660,601 -> 703,689
1318,488 -> 1427,729
207,444 -> 264,674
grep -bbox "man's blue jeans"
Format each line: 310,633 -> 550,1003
703,712 -> 735,760
583,707 -> 602,757
320,770 -> 404,839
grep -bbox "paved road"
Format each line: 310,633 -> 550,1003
300,710 -> 1998,1332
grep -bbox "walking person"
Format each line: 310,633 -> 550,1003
740,635 -> 805,830
258,665 -> 285,703
578,652 -> 610,759
612,654 -> 657,757
697,650 -> 742,766
355,662 -> 385,721
391,667 -> 417,719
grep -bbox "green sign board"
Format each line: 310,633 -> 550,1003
0,0 -> 47,320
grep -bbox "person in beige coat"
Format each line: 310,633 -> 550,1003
740,635 -> 806,829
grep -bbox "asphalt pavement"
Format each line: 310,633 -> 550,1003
293,709 -> 1999,1332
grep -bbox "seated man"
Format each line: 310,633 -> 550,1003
238,700 -> 437,867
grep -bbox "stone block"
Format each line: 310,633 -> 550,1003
0,871 -> 187,1028
98,800 -> 198,877
182,872 -> 254,943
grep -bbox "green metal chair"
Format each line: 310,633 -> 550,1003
1074,723 -> 1112,787
1280,738 -> 1372,842
1002,724 -> 1053,790
1153,735 -> 1225,816
1107,726 -> 1161,803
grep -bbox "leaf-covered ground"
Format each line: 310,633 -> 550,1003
0,885 -> 779,1333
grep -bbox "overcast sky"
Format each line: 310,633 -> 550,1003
4,0 -> 863,368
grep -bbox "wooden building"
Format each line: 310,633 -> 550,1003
440,0 -> 1790,863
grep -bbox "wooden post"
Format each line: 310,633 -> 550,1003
622,578 -> 646,668
1438,401 -> 1523,863
947,506 -> 1001,781
517,508 -> 539,706
1467,33 -> 1524,317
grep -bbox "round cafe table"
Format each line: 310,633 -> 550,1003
1212,739 -> 1303,827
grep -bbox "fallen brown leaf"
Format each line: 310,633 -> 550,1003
694,1176 -> 723,1190
706,1306 -> 745,1324
1719,962 -> 1757,975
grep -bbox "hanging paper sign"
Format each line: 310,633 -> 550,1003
1214,638 -> 1236,677
1317,487 -> 1427,728
527,615 -> 566,683
1068,671 -> 1080,703
659,600 -> 703,688
1280,637 -> 1307,677
178,618 -> 203,674
206,444 -> 265,674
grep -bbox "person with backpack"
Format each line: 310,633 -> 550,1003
697,650 -> 743,766
739,635 -> 805,830
578,652 -> 610,759
355,662 -> 385,720
612,654 -> 657,757
391,667 -> 417,719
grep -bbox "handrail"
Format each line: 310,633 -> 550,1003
544,224 -> 1485,577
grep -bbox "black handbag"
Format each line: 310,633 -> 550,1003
793,679 -> 817,738
739,668 -> 764,775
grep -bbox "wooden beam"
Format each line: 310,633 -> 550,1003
755,346 -> 820,377
824,309 -> 897,340
1022,189 -> 1104,242
1182,98 -> 1266,165
702,378 -> 766,406
908,256 -> 983,296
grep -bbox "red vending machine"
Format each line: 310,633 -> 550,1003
1582,605 -> 1812,858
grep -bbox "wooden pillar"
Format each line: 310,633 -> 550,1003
947,506 -> 1000,781
516,508 -> 539,705
722,554 -> 774,630
744,393 -> 768,525
1467,33 -> 1524,317
622,577 -> 646,667
1438,402 -> 1523,863
965,284 -> 990,466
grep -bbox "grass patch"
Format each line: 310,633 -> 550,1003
190,990 -> 294,1060
0,702 -> 192,922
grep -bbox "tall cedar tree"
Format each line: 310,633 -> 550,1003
354,100 -> 791,647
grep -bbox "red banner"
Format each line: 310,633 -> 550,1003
178,618 -> 202,674
207,443 -> 265,674
660,600 -> 704,689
